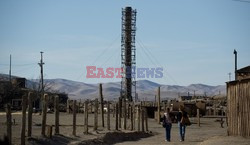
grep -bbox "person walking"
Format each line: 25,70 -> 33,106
177,105 -> 188,141
163,108 -> 172,142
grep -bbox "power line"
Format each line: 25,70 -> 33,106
233,0 -> 250,3
136,38 -> 180,85
12,65 -> 35,74
75,34 -> 120,81
0,63 -> 36,66
92,34 -> 120,66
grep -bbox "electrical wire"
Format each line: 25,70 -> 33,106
91,34 -> 120,66
136,38 -> 180,85
233,0 -> 250,3
75,34 -> 120,81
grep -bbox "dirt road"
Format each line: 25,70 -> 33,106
0,112 -> 249,145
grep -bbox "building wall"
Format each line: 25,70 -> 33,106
227,78 -> 250,137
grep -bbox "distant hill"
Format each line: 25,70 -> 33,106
0,74 -> 226,101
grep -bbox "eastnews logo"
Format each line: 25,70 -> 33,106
86,66 -> 163,78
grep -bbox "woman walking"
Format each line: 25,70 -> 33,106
177,105 -> 188,141
163,108 -> 172,142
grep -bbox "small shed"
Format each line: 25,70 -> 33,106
227,66 -> 250,137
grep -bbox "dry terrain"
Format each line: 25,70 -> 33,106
0,112 -> 249,145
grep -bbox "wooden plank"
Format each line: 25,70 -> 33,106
157,87 -> 161,124
197,109 -> 200,127
118,97 -> 122,128
21,95 -> 28,145
107,101 -> 110,130
137,105 -> 141,131
133,103 -> 136,130
123,98 -> 127,130
54,95 -> 59,134
99,84 -> 104,128
130,103 -> 133,131
6,103 -> 12,145
145,107 -> 148,132
72,100 -> 76,136
115,103 -> 119,130
84,100 -> 88,134
67,99 -> 70,113
27,92 -> 33,137
141,107 -> 144,132
93,98 -> 98,131
46,126 -> 52,138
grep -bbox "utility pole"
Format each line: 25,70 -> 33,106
233,49 -> 237,80
38,52 -> 45,110
9,54 -> 11,82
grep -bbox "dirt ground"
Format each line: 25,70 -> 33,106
0,112 -> 249,145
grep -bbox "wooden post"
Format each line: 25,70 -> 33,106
137,105 -> 141,131
115,103 -> 119,130
141,107 -> 145,132
197,109 -> 200,127
90,101 -> 93,113
67,99 -> 70,113
220,117 -> 224,128
107,101 -> 110,130
84,100 -> 88,134
214,104 -> 216,116
225,108 -> 228,126
130,103 -> 133,131
41,94 -> 48,136
99,83 -> 104,128
133,103 -> 136,130
157,87 -> 161,124
128,104 -> 130,119
72,100 -> 76,136
77,99 -> 82,113
118,97 -> 122,128
113,103 -> 115,118
123,98 -> 127,130
27,92 -> 33,137
6,103 -> 12,145
54,95 -> 59,134
21,95 -> 28,145
145,107 -> 148,132
208,108 -> 211,115
154,95 -> 157,107
93,98 -> 98,131
47,126 -> 52,138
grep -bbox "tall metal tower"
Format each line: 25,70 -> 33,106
121,7 -> 136,102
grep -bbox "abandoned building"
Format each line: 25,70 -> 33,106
227,65 -> 250,137
0,76 -> 68,111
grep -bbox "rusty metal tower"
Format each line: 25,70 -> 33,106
121,7 -> 136,101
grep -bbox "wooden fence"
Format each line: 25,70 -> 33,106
227,78 -> 250,137
3,93 -> 150,145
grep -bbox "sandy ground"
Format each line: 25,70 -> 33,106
0,112 -> 249,145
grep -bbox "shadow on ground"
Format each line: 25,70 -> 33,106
27,132 -> 153,145
78,131 -> 153,145
27,134 -> 74,145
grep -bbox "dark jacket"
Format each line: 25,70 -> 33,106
177,111 -> 187,122
163,112 -> 172,124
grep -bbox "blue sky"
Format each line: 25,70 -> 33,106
0,0 -> 249,86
